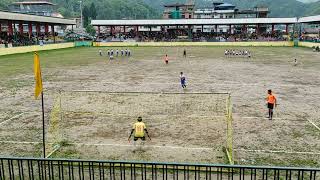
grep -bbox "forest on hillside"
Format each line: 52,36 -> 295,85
0,0 -> 319,20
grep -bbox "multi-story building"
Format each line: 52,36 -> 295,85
8,0 -> 56,17
193,1 -> 269,33
194,2 -> 236,33
163,2 -> 195,19
194,2 -> 236,19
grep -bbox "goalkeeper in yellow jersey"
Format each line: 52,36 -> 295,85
128,117 -> 151,146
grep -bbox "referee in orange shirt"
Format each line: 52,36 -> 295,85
266,89 -> 277,120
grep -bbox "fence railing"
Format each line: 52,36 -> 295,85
0,157 -> 319,180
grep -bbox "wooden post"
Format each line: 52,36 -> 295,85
256,24 -> 260,35
97,26 -> 101,35
8,20 -> 13,36
19,22 -> 24,34
242,25 -> 247,33
36,23 -> 41,36
272,24 -> 275,34
51,24 -> 55,43
45,23 -> 49,34
28,22 -> 33,37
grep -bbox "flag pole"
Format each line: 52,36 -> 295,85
34,51 -> 45,158
42,92 -> 46,158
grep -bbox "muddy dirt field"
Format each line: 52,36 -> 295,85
0,46 -> 319,167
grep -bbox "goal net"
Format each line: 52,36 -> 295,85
47,91 -> 233,164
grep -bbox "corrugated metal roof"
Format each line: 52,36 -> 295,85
164,3 -> 188,7
91,18 -> 298,26
216,3 -> 235,7
12,1 -> 56,5
299,15 -> 320,23
0,10 -> 76,25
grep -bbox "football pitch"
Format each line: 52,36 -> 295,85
0,46 -> 319,167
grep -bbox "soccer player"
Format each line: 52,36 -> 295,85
121,49 -> 124,56
125,49 -> 128,56
107,49 -> 110,56
266,89 -> 277,120
180,72 -> 187,89
247,50 -> 251,58
99,49 -> 103,56
164,54 -> 169,64
225,49 -> 228,57
128,49 -> 131,56
183,49 -> 187,58
294,59 -> 298,66
111,49 -> 114,56
109,53 -> 114,60
128,117 -> 151,149
116,49 -> 119,57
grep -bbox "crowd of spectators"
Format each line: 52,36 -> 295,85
0,32 -> 57,47
96,30 -> 289,43
299,36 -> 320,43
1,28 -> 319,48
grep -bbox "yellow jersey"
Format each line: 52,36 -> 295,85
133,122 -> 146,137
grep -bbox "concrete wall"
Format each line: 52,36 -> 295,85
93,41 -> 294,47
298,42 -> 320,48
0,43 -> 75,56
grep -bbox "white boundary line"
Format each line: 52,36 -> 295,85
0,113 -> 25,126
69,142 -> 214,151
46,145 -> 61,158
0,140 -> 213,151
2,140 -> 320,155
239,116 -> 283,120
234,148 -> 320,155
47,81 -> 320,88
0,140 -> 43,145
306,118 -> 320,131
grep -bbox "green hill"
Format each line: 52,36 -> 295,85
0,0 -> 319,19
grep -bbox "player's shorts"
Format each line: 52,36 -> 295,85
165,60 -> 168,64
267,103 -> 274,109
134,136 -> 146,141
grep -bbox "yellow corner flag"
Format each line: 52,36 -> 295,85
34,52 -> 43,99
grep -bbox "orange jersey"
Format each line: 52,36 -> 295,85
164,56 -> 169,61
267,94 -> 276,104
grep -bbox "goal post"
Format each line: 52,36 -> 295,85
226,94 -> 234,164
47,91 -> 234,164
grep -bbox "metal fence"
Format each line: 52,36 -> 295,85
0,157 -> 319,180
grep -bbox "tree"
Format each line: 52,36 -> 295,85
82,5 -> 90,27
86,25 -> 96,36
89,2 -> 97,20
